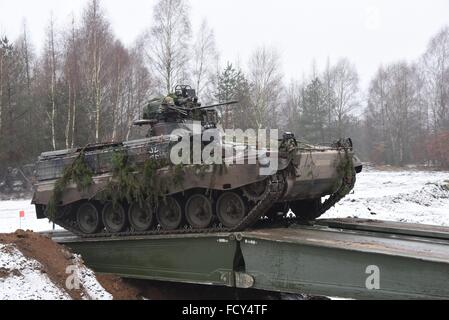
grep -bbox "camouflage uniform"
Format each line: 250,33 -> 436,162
143,95 -> 177,120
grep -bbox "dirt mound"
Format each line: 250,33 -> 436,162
0,230 -> 141,300
96,274 -> 141,300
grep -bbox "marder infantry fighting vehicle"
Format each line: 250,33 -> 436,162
32,85 -> 363,237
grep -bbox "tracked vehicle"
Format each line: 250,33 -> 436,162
32,85 -> 362,237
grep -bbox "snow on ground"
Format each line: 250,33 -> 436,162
0,199 -> 61,233
0,243 -> 70,300
322,167 -> 449,226
0,201 -> 115,300
72,255 -> 113,300
0,242 -> 113,300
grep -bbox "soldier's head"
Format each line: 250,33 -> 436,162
163,96 -> 175,106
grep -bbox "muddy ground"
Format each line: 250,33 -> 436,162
0,230 -> 141,300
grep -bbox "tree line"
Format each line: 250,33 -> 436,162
1,0 -> 448,174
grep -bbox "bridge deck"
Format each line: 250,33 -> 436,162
47,219 -> 449,299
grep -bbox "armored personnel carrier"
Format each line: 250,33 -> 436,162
32,85 -> 363,237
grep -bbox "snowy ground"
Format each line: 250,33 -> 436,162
0,244 -> 70,300
322,167 -> 449,226
0,243 -> 112,300
0,200 -> 61,233
0,167 -> 448,233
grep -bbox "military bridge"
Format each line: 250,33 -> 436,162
45,218 -> 449,300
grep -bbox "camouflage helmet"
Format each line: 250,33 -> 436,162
163,96 -> 175,105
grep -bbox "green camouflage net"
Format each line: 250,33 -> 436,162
334,149 -> 356,195
47,145 -> 231,217
101,150 -> 186,208
101,150 -> 144,208
47,151 -> 93,219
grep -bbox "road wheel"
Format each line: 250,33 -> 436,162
216,192 -> 246,228
156,197 -> 183,230
185,194 -> 213,229
128,201 -> 154,232
102,202 -> 128,233
76,201 -> 103,234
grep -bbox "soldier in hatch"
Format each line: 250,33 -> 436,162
144,95 -> 177,121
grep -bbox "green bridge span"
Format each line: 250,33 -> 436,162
48,219 -> 449,300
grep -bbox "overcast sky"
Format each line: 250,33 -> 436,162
1,0 -> 449,90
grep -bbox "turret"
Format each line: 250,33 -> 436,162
135,85 -> 238,137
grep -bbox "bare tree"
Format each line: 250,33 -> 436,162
421,26 -> 449,132
146,0 -> 191,94
43,14 -> 59,151
366,62 -> 424,165
0,0 -> 154,172
192,19 -> 217,98
282,80 -> 303,136
322,58 -> 336,139
330,58 -> 359,137
63,14 -> 81,148
15,23 -> 39,157
81,0 -> 114,143
126,43 -> 153,140
247,46 -> 284,128
0,37 -> 13,135
110,40 -> 130,142
20,21 -> 33,93
0,41 -> 3,135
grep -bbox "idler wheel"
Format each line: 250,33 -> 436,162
216,192 -> 246,228
128,201 -> 154,232
156,197 -> 183,230
185,194 -> 213,229
102,202 -> 128,233
76,202 -> 103,234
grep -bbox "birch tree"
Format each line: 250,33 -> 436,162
81,0 -> 114,143
20,21 -> 33,93
44,15 -> 58,151
63,14 -> 81,148
282,80 -> 303,137
366,62 -> 424,165
123,44 -> 153,140
330,58 -> 359,137
322,59 -> 337,140
110,40 -> 129,142
247,46 -> 283,129
192,19 -> 217,98
421,26 -> 449,132
0,37 -> 13,136
146,0 -> 191,94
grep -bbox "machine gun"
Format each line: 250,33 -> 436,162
171,85 -> 238,112
175,100 -> 239,112
138,85 -> 239,128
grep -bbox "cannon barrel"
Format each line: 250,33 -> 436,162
191,100 -> 239,111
